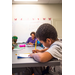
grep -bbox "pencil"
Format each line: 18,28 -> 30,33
35,40 -> 37,49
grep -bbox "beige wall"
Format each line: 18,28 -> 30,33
12,4 -> 62,39
12,4 -> 62,21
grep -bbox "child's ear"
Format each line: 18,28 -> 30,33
47,38 -> 51,44
49,39 -> 51,44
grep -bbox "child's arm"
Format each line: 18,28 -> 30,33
40,48 -> 48,52
32,48 -> 48,53
29,52 -> 53,62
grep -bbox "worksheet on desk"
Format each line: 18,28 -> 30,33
26,45 -> 34,47
17,54 -> 30,57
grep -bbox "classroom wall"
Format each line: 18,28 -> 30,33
12,4 -> 62,21
12,4 -> 62,42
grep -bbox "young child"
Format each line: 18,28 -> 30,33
23,23 -> 62,75
12,36 -> 18,75
26,32 -> 36,45
29,23 -> 62,74
12,36 -> 18,50
26,32 -> 44,48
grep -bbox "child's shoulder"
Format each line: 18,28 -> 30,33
54,40 -> 62,44
29,37 -> 31,39
51,40 -> 62,49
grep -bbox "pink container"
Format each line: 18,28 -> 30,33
19,44 -> 26,47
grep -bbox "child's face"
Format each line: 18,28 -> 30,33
31,34 -> 35,39
37,38 -> 51,48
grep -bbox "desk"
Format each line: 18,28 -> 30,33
12,46 -> 60,73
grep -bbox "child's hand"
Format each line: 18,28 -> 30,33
28,53 -> 34,57
29,42 -> 33,45
32,49 -> 40,53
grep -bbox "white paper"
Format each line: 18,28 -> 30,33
26,45 -> 33,47
17,54 -> 30,57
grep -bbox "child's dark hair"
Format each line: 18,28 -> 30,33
36,23 -> 57,42
30,32 -> 35,36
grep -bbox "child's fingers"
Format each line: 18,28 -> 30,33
37,50 -> 39,53
32,50 -> 36,53
28,54 -> 33,57
33,50 -> 39,53
28,54 -> 30,57
29,42 -> 32,44
33,50 -> 38,53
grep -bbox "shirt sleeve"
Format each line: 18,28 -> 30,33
46,45 -> 62,60
26,37 -> 30,43
37,40 -> 41,46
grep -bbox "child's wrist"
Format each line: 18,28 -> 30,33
39,50 -> 42,52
